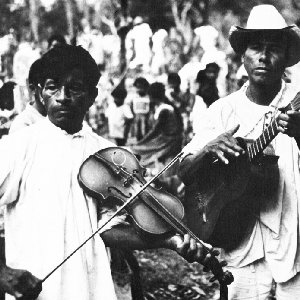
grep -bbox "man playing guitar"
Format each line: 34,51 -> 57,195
179,5 -> 300,300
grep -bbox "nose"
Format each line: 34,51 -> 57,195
259,46 -> 270,63
56,86 -> 71,103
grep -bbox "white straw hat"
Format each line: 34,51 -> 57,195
229,5 -> 300,67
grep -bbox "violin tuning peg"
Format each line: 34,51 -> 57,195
212,249 -> 220,256
209,276 -> 217,283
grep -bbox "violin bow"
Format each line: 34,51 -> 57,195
41,151 -> 233,300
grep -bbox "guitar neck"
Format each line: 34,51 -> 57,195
247,117 -> 279,162
247,91 -> 300,162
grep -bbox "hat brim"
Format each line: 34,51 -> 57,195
229,25 -> 300,67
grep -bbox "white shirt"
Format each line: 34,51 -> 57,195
9,103 -> 45,133
183,82 -> 300,282
0,118 -> 121,300
106,101 -> 133,139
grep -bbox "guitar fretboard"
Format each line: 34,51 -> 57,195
247,118 -> 279,162
247,91 -> 300,162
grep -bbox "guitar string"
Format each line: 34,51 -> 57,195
243,81 -> 286,140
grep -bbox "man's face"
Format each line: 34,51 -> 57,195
41,68 -> 95,133
243,37 -> 287,86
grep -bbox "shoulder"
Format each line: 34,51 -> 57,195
9,106 -> 44,133
82,124 -> 116,149
284,82 -> 300,99
207,90 -> 242,114
155,103 -> 174,118
158,103 -> 174,112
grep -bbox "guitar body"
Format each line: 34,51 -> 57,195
184,138 -> 279,251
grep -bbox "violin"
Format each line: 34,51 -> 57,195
78,147 -> 234,300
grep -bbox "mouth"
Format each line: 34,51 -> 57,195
56,109 -> 74,116
255,67 -> 271,72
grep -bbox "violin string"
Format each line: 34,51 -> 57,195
42,151 -> 184,283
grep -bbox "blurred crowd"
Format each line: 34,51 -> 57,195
2,14 -> 300,300
1,15 -> 297,197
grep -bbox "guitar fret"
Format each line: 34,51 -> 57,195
270,122 -> 275,136
258,137 -> 263,151
248,92 -> 300,161
254,141 -> 259,154
248,145 -> 253,161
262,133 -> 267,147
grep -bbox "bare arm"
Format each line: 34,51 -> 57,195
101,224 -> 209,263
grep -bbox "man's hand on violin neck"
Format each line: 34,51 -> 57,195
166,234 -> 219,264
0,265 -> 42,299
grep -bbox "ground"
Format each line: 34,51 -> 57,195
136,248 -> 220,300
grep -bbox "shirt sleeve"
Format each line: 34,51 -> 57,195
0,134 -> 23,206
123,104 -> 134,120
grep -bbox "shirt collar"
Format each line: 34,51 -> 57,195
241,80 -> 286,109
45,117 -> 90,138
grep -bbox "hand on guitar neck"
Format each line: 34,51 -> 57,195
278,109 -> 300,141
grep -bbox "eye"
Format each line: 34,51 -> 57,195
248,44 -> 261,51
70,85 -> 83,92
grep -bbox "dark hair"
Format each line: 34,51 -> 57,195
205,62 -> 220,72
38,45 -> 100,90
148,82 -> 165,99
133,77 -> 149,90
148,82 -> 183,130
111,86 -> 127,100
28,58 -> 42,86
0,81 -> 16,110
47,34 -> 67,49
167,72 -> 181,85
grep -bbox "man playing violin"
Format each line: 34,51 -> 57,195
0,45 -> 214,300
179,5 -> 300,300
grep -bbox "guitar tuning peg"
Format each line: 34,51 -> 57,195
220,260 -> 228,267
212,249 -> 220,256
209,276 -> 217,282
203,266 -> 210,272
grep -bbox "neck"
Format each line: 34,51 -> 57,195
246,80 -> 282,106
32,100 -> 46,116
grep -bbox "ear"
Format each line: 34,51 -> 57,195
36,84 -> 45,106
241,55 -> 245,63
86,87 -> 98,109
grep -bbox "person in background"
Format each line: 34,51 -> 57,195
129,77 -> 150,142
166,72 -> 195,144
47,34 -> 67,50
131,82 -> 183,194
106,86 -> 133,146
9,58 -> 46,133
0,81 -> 17,138
195,63 -> 220,108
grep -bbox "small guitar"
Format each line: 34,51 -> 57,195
184,91 -> 300,251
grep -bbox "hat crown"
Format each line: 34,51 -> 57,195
246,5 -> 287,29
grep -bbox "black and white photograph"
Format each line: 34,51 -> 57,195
0,1 -> 300,299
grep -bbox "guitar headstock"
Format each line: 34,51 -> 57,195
288,91 -> 300,112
